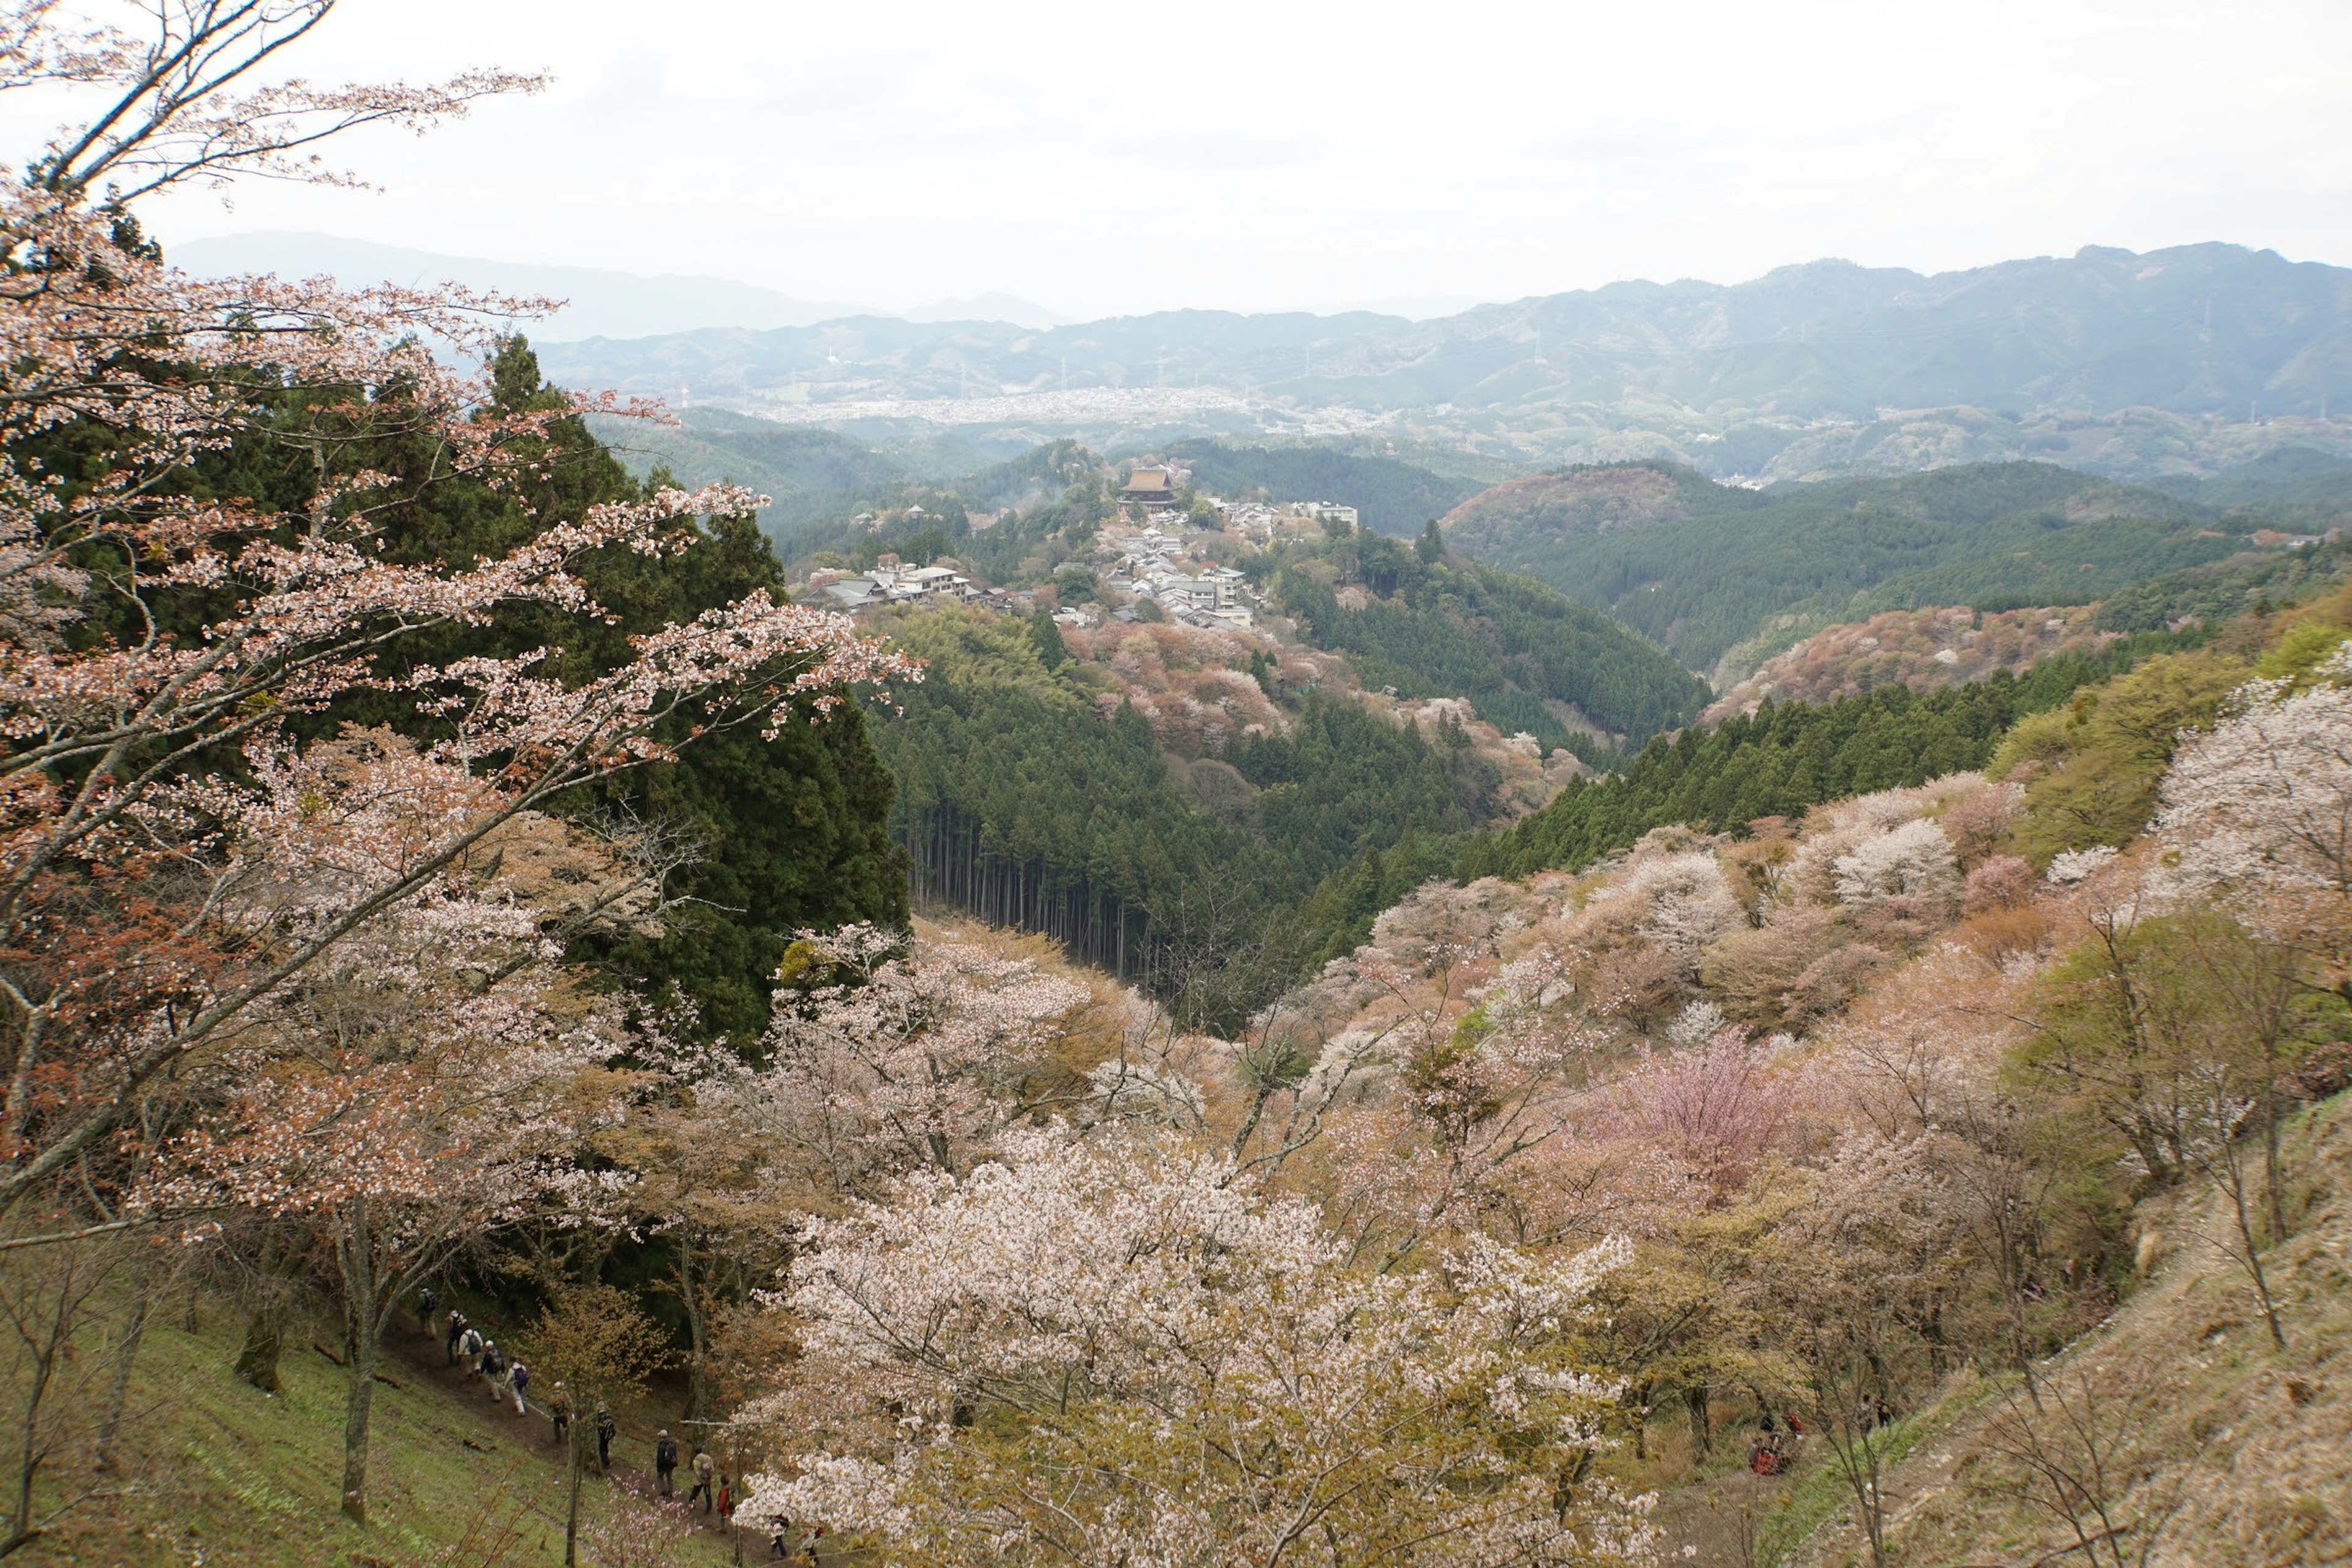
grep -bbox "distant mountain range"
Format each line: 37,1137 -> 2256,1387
179,234 -> 2352,484
509,243 -> 2352,482
167,232 -> 1067,341
511,244 -> 2348,418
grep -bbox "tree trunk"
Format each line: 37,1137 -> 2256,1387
233,1228 -> 288,1392
336,1204 -> 379,1524
92,1259 -> 156,1473
564,1416 -> 582,1566
339,1344 -> 377,1525
233,1302 -> 284,1393
679,1243 -> 711,1423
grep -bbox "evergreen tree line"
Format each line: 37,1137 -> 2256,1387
1474,460 -> 2248,671
865,610 -> 1496,1024
1270,527 -> 1708,757
1458,633 -> 2196,882
148,339 -> 911,1051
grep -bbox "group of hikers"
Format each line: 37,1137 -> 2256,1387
421,1286 -> 840,1559
441,1303 -> 546,1420
1746,1411 -> 1804,1476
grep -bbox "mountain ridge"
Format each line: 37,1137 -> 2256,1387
524,243 -> 2352,426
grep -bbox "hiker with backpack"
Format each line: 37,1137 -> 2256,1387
480,1340 -> 505,1397
688,1446 -> 715,1512
507,1356 -> 529,1416
447,1310 -> 470,1366
654,1429 -> 679,1495
594,1401 -> 616,1472
458,1323 -> 483,1371
549,1381 -> 573,1446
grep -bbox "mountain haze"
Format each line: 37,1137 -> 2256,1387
169,230 -> 875,340
529,243 -> 2352,424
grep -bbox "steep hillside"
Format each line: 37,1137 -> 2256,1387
1702,605 -> 2122,721
21,1289 -> 734,1567
1443,460 -> 2259,671
1787,1095 -> 2352,1568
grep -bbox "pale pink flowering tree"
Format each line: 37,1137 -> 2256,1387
741,1127 -> 1653,1568
2157,647 -> 2352,984
0,0 -> 918,1226
138,738 -> 650,1523
1602,1024 -> 1793,1201
757,924 -> 1090,1194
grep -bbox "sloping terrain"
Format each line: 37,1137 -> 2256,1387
1703,605 -> 2120,720
20,1295 -> 734,1568
1787,1095 -> 2352,1568
1441,460 -> 2257,671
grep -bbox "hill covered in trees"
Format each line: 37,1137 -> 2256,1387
1155,439 -> 1480,534
1442,459 -> 2298,673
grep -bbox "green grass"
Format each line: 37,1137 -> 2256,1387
1751,1399 -> 1963,1568
10,1293 -> 736,1568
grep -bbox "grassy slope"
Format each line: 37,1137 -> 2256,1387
20,1299 -> 735,1568
1766,1093 -> 2352,1568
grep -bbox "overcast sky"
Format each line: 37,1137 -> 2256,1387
52,0 -> 2352,318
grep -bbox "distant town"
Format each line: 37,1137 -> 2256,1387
801,462 -> 1360,633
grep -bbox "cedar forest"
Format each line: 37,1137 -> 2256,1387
4,9 -> 2351,1568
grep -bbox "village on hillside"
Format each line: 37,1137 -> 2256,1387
799,461 -> 1361,634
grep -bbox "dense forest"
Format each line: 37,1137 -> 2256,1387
1458,634 -> 2192,881
1451,459 -> 2277,669
867,609 -> 1494,1023
1272,526 -> 1708,754
1158,438 -> 1480,534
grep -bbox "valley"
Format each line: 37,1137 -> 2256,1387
7,7 -> 2352,1568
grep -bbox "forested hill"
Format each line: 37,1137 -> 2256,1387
1457,635 -> 2189,883
1442,458 -> 2316,673
1268,527 -> 1707,753
862,608 -> 1498,1024
1158,439 -> 1480,535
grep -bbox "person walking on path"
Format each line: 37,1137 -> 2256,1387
687,1446 -> 715,1512
447,1310 -> 469,1366
418,1284 -> 437,1336
717,1475 -> 733,1525
654,1429 -> 679,1496
549,1381 -> 573,1446
458,1324 -> 483,1372
594,1401 -> 616,1472
507,1356 -> 529,1416
480,1340 -> 505,1398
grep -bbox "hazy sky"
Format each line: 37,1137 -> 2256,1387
59,0 -> 2352,318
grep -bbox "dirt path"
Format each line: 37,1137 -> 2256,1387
377,1312 -> 762,1557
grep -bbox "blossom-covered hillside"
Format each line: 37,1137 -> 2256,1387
1703,604 -> 2120,722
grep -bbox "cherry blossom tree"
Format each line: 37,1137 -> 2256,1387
139,744 -> 649,1523
1602,1024 -> 1793,1202
742,1127 -> 1654,1568
2157,646 -> 2352,986
758,924 -> 1090,1193
0,0 -> 916,1232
